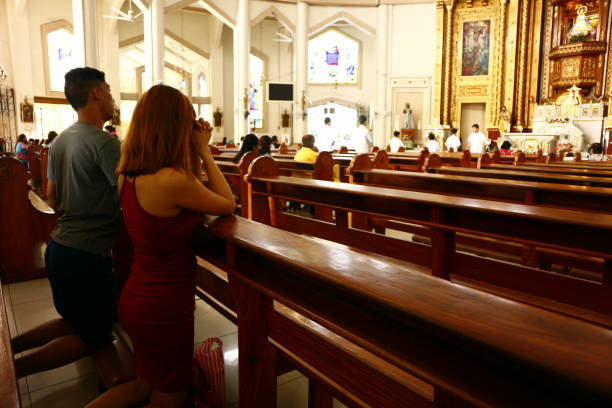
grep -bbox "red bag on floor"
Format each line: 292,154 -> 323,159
193,338 -> 226,408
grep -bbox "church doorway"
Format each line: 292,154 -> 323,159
307,103 -> 358,149
460,103 -> 486,149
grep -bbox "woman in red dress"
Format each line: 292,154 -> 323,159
88,85 -> 235,408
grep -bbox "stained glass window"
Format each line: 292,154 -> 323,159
249,54 -> 264,129
47,28 -> 76,92
308,29 -> 359,85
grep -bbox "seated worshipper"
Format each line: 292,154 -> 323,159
445,128 -> 461,152
45,131 -> 58,146
0,137 -> 5,153
389,131 -> 404,153
10,67 -> 121,379
468,124 -> 487,154
88,85 -> 235,408
271,135 -> 281,149
294,134 -> 318,163
15,134 -> 28,168
425,133 -> 440,153
588,142 -> 608,161
353,115 -> 372,153
233,134 -> 258,163
258,135 -> 273,157
316,117 -> 336,152
500,140 -> 513,155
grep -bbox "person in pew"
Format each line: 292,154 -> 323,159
271,135 -> 280,149
425,133 -> 440,153
233,133 -> 258,163
0,137 -> 5,153
467,123 -> 487,154
15,133 -> 28,168
44,130 -> 58,147
10,68 -> 121,379
500,140 -> 513,155
389,131 -> 404,153
87,84 -> 235,408
258,135 -> 273,157
316,117 -> 336,152
588,142 -> 608,161
353,115 -> 372,154
445,128 -> 461,152
294,134 -> 318,163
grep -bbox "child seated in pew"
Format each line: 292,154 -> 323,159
294,134 -> 318,163
233,133 -> 258,163
15,133 -> 28,168
389,131 -> 403,153
425,133 -> 440,153
87,85 -> 235,408
445,128 -> 461,152
588,142 -> 608,161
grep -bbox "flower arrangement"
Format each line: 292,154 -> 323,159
547,117 -> 571,124
555,140 -> 574,154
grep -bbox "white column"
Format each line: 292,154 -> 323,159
234,0 -> 250,138
374,4 -> 390,149
295,1 -> 308,138
142,0 -> 164,90
72,0 -> 98,67
151,0 -> 164,84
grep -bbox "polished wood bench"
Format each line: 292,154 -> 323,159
348,156 -> 611,277
486,162 -> 612,178
196,215 -> 612,407
246,157 -> 612,326
432,166 -> 612,188
0,279 -> 20,407
0,157 -> 57,283
26,146 -> 42,193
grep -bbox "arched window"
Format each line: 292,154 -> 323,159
308,29 -> 359,85
42,20 -> 77,95
198,73 -> 207,97
249,54 -> 264,129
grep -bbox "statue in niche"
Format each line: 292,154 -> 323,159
498,106 -> 510,132
403,103 -> 415,129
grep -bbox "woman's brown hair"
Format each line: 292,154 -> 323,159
117,84 -> 198,177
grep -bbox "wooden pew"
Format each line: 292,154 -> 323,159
0,279 -> 20,407
348,156 -> 611,276
246,157 -> 612,326
196,215 -> 612,407
39,148 -> 49,198
486,162 -> 612,178
431,166 -> 612,188
26,145 -> 42,192
0,157 -> 57,283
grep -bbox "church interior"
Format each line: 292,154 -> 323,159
0,0 -> 611,407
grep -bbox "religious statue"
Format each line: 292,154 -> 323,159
281,110 -> 291,128
403,103 -> 415,129
498,106 -> 510,132
213,108 -> 223,127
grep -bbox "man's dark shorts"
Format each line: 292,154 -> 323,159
45,238 -> 116,350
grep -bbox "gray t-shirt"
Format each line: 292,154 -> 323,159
48,122 -> 121,256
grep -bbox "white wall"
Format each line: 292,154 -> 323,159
0,0 -> 14,88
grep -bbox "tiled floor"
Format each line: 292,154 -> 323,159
3,278 -> 348,408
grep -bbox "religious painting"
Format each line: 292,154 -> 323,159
462,20 -> 491,77
213,108 -> 223,128
248,54 -> 264,129
281,110 -> 291,128
308,29 -> 359,85
21,100 -> 34,123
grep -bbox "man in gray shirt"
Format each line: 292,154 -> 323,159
11,67 -> 121,377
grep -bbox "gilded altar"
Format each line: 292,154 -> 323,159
502,133 -> 559,154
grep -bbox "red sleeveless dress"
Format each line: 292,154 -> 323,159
118,178 -> 201,392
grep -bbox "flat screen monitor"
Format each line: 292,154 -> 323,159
267,82 -> 294,102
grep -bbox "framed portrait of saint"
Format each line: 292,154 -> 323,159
21,101 -> 34,123
281,110 -> 291,128
213,109 -> 223,127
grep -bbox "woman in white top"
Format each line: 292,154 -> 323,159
467,124 -> 487,154
425,133 -> 440,153
445,128 -> 461,152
